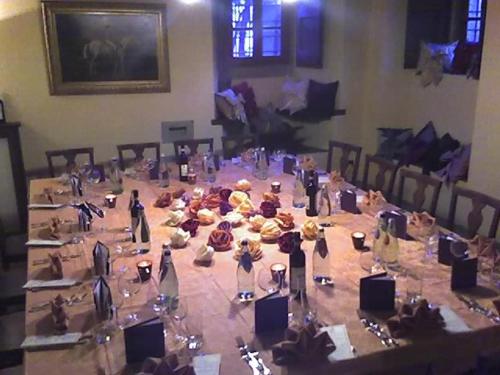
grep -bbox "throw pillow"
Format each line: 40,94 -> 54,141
421,133 -> 461,174
401,121 -> 438,166
306,79 -> 339,119
436,144 -> 471,184
232,81 -> 258,118
425,41 -> 459,72
280,78 -> 309,115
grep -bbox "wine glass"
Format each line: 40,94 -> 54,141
117,266 -> 141,328
169,298 -> 188,345
257,268 -> 287,294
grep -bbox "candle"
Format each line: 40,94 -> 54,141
351,231 -> 366,250
271,181 -> 281,193
104,194 -> 117,208
137,260 -> 153,282
270,262 -> 287,287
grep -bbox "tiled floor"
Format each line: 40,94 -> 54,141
1,233 -> 27,371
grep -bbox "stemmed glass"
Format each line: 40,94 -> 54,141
117,265 -> 142,328
257,268 -> 288,295
170,298 -> 188,344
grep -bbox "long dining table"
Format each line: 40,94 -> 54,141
24,162 -> 500,375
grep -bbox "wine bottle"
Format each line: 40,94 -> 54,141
289,232 -> 306,298
313,227 -> 333,285
158,243 -> 179,310
178,147 -> 189,182
159,153 -> 170,188
236,239 -> 255,302
305,173 -> 318,217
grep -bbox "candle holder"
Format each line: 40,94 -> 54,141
136,260 -> 153,282
351,231 -> 367,251
270,263 -> 287,288
271,181 -> 281,194
104,194 -> 117,208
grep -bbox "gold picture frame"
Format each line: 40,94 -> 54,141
42,1 -> 170,95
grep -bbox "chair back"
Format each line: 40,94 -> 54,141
448,185 -> 500,239
116,142 -> 161,170
397,168 -> 442,216
173,138 -> 214,158
362,154 -> 398,199
45,147 -> 95,177
221,135 -> 258,160
326,140 -> 362,184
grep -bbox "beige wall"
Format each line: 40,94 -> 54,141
0,0 -> 220,171
469,0 -> 500,197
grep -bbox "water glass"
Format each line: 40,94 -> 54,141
406,268 -> 424,304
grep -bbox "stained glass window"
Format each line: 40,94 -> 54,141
466,0 -> 483,43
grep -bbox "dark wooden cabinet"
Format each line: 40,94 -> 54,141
0,123 -> 27,233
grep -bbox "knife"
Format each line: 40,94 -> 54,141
457,295 -> 500,324
236,337 -> 271,375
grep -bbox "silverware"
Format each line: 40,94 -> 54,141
457,295 -> 500,324
236,336 -> 271,375
360,318 -> 399,348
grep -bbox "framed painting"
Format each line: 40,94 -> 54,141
42,0 -> 170,95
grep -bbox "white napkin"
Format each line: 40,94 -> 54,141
21,332 -> 83,350
28,204 -> 65,209
193,353 -> 221,375
440,305 -> 471,333
23,278 -> 78,289
321,324 -> 356,362
26,239 -> 66,247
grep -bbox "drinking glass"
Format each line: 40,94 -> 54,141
183,295 -> 204,352
169,298 -> 188,344
406,268 -> 424,304
117,266 -> 141,328
257,268 -> 287,294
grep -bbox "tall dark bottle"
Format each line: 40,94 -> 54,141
305,173 -> 318,217
289,232 -> 306,298
178,146 -> 189,182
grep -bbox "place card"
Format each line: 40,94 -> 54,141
381,210 -> 407,239
283,156 -> 297,175
359,272 -> 395,311
124,317 -> 165,364
23,278 -> 79,290
340,189 -> 360,214
451,257 -> 478,290
21,332 -> 83,351
255,292 -> 288,334
26,239 -> 66,247
321,325 -> 356,361
193,354 -> 221,375
28,204 -> 65,210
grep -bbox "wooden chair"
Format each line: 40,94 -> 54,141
116,142 -> 161,171
362,154 -> 399,199
397,168 -> 442,216
447,185 -> 500,239
221,135 -> 258,159
45,147 -> 94,177
326,140 -> 362,184
173,138 -> 214,158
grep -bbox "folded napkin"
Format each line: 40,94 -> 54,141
51,294 -> 68,332
362,190 -> 386,207
180,219 -> 200,237
409,211 -> 436,229
320,325 -> 355,361
23,278 -> 78,289
299,155 -> 317,172
272,322 -> 336,365
93,276 -> 113,321
278,232 -> 295,254
139,354 -> 195,375
386,299 -> 444,338
48,217 -> 62,239
154,192 -> 172,208
234,239 -> 262,261
170,228 -> 191,248
469,235 -> 497,263
329,171 -> 345,189
260,201 -> 277,218
208,229 -> 233,252
21,332 -> 83,350
194,244 -> 214,265
48,252 -> 63,279
93,241 -> 110,277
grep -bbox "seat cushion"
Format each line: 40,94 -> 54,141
401,122 -> 438,166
